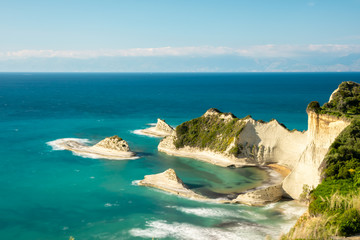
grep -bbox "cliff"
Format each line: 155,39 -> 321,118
158,83 -> 356,201
282,112 -> 350,198
159,109 -> 308,169
283,81 -> 360,239
137,118 -> 175,137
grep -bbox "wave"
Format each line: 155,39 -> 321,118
46,138 -> 91,150
167,206 -> 240,218
131,129 -> 158,138
129,219 -> 276,240
131,180 -> 140,186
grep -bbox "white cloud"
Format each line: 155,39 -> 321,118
1,44 -> 360,60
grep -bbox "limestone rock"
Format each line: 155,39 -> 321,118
138,169 -> 207,200
137,118 -> 175,137
155,118 -> 175,134
94,135 -> 130,152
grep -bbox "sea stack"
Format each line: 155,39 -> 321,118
138,118 -> 175,137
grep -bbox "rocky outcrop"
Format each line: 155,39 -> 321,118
231,184 -> 283,206
137,119 -> 175,137
159,109 -> 307,169
138,169 -> 207,200
49,135 -> 137,160
93,135 -> 130,152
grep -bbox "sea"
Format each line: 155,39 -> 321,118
0,72 -> 359,240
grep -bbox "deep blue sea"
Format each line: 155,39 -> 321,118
0,73 -> 359,240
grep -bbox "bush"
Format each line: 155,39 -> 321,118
337,208 -> 360,236
307,101 -> 321,113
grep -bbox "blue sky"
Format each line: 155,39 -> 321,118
1,0 -> 360,72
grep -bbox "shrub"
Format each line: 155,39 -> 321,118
173,111 -> 245,156
337,208 -> 360,236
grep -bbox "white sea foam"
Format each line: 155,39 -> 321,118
131,129 -> 158,137
47,138 -> 90,150
129,220 -> 276,240
131,180 -> 140,186
167,206 -> 240,218
275,201 -> 307,220
104,202 -> 119,207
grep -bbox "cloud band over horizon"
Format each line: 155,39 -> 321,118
1,44 -> 360,60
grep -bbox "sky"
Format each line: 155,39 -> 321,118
1,0 -> 360,72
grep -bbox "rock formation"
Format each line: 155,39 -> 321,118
158,89 -> 352,201
232,184 -> 283,206
138,118 -> 175,137
138,169 -> 207,200
51,135 -> 137,160
158,109 -> 308,170
93,135 -> 131,152
282,110 -> 351,198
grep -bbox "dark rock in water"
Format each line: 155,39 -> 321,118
227,164 -> 236,169
214,221 -> 239,228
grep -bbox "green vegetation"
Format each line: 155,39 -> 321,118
109,135 -> 123,141
306,119 -> 360,237
174,109 -> 246,156
307,81 -> 360,118
284,81 -> 360,239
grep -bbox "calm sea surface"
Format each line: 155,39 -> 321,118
0,73 -> 359,240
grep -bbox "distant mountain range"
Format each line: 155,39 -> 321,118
1,54 -> 360,72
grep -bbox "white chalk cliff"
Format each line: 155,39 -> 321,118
158,92 -> 351,200
138,118 -> 175,137
282,111 -> 350,198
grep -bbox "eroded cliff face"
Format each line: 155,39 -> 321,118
158,109 -> 308,169
282,111 -> 351,199
236,119 -> 307,168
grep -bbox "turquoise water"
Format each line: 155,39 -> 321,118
0,73 -> 359,240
